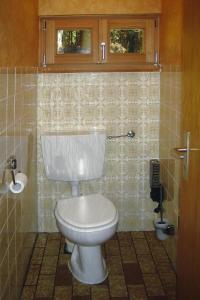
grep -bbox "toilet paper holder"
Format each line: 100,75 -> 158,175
1,155 -> 17,186
1,155 -> 27,194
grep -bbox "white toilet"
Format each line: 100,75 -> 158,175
41,131 -> 118,284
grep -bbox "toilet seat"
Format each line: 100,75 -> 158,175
55,194 -> 118,231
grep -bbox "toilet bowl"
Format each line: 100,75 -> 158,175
55,194 -> 118,284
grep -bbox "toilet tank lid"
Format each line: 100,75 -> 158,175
55,194 -> 118,229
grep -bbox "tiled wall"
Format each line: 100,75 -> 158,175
0,67 -> 38,299
37,72 -> 160,232
160,65 -> 182,268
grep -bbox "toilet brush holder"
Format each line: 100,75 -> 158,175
154,218 -> 169,241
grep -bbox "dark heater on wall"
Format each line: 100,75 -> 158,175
150,159 -> 160,188
149,159 -> 164,209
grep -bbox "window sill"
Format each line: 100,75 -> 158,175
38,63 -> 161,73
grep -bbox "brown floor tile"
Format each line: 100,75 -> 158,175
91,285 -> 110,300
55,264 -> 72,286
105,239 -> 120,256
128,284 -> 148,300
35,274 -> 55,298
137,255 -> 156,274
156,261 -> 175,274
109,274 -> 128,298
44,240 -> 61,256
148,297 -> 168,300
35,233 -> 48,248
47,233 -> 61,240
143,274 -> 165,297
118,232 -> 133,247
120,246 -> 137,263
72,296 -> 91,300
31,247 -> 45,265
73,278 -> 90,296
58,253 -> 70,265
35,297 -> 52,300
54,286 -> 72,299
40,255 -> 58,275
159,272 -> 176,296
25,264 -> 41,285
133,239 -> 150,255
144,231 -> 157,241
151,249 -> 169,264
110,297 -> 129,300
131,232 -> 145,240
21,286 -> 36,300
123,263 -> 143,285
107,255 -> 124,276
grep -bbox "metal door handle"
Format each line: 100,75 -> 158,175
174,132 -> 190,179
100,42 -> 106,61
174,147 -> 200,155
175,132 -> 200,179
174,148 -> 187,153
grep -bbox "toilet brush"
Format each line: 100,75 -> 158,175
158,185 -> 165,224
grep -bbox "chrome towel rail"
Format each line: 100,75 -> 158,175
107,130 -> 135,140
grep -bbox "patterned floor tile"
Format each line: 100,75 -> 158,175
107,255 -> 124,275
137,254 -> 156,274
40,256 -> 58,275
53,286 -> 72,300
143,274 -> 165,297
31,247 -> 45,265
55,264 -> 72,286
21,286 -> 36,300
44,240 -> 61,256
128,284 -> 148,299
105,239 -> 121,256
109,274 -> 128,297
35,233 -> 48,248
123,263 -> 143,285
133,239 -> 150,255
131,232 -> 145,240
25,264 -> 41,285
120,246 -> 137,263
35,274 -> 55,298
72,278 -> 90,296
91,285 -> 110,300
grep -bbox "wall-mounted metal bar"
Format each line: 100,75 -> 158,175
107,130 -> 135,140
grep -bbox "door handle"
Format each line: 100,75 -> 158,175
174,132 -> 200,179
100,42 -> 106,61
174,148 -> 187,159
174,132 -> 190,179
174,148 -> 187,152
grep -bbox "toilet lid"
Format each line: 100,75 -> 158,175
55,194 -> 117,229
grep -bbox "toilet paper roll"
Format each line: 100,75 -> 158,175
9,172 -> 28,194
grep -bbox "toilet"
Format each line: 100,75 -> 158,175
41,131 -> 118,284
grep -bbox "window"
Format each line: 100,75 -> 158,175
40,16 -> 159,71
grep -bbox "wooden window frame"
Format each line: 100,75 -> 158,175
104,18 -> 156,64
39,15 -> 159,72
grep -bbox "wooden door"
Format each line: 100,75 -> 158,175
177,0 -> 200,299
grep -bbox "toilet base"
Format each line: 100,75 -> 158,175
68,244 -> 108,284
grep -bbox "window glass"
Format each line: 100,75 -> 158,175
110,29 -> 144,54
57,29 -> 91,54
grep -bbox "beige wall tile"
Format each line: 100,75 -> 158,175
0,67 -> 38,298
